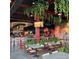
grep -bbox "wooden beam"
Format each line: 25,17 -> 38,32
17,4 -> 32,8
10,18 -> 34,23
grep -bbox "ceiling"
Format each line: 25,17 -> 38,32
10,0 -> 35,22
10,0 -> 54,23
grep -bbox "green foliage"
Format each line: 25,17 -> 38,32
55,0 -> 69,16
40,39 -> 45,44
50,37 -> 58,43
53,16 -> 61,26
24,0 -> 69,25
24,1 -> 48,20
24,39 -> 36,45
24,37 -> 59,45
58,46 -> 69,53
52,37 -> 59,43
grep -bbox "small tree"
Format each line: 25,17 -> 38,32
24,1 -> 49,20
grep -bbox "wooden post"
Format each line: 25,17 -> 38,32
35,16 -> 40,43
36,27 -> 40,43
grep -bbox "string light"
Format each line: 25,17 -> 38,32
58,13 -> 62,16
30,14 -> 33,17
32,2 -> 35,4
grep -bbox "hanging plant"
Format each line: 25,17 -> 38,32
24,1 -> 49,20
54,0 -> 69,16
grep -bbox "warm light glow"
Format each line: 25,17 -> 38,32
67,23 -> 69,27
54,26 -> 61,37
63,27 -> 69,33
44,27 -> 48,32
63,23 -> 69,33
25,32 -> 28,35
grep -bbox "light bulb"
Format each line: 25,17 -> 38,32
32,2 -> 35,4
30,15 -> 33,17
58,13 -> 62,16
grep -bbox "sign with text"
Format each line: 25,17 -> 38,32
34,22 -> 43,27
